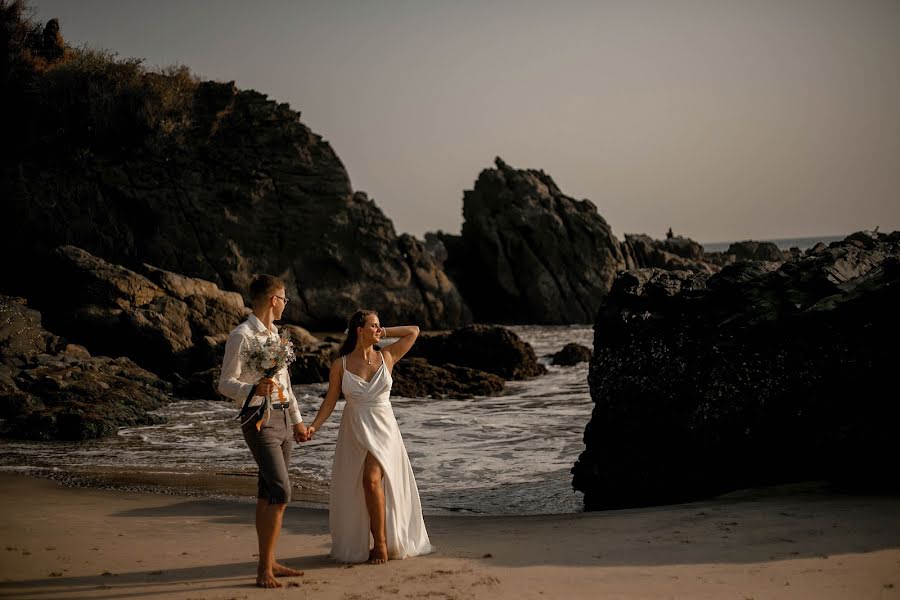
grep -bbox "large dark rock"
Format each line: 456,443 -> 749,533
0,296 -> 50,364
726,240 -> 786,262
41,245 -> 246,378
410,324 -> 546,380
392,357 -> 505,399
550,343 -> 592,366
290,343 -> 341,385
440,158 -> 628,324
621,233 -> 718,274
435,160 -> 732,324
8,354 -> 172,440
0,296 -> 173,440
572,230 -> 900,510
1,14 -> 470,330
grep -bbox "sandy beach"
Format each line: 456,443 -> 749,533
1,474 -> 898,599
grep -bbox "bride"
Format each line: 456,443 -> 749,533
306,310 -> 433,564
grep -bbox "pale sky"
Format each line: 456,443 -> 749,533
34,0 -> 900,243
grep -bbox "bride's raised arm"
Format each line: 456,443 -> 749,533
380,325 -> 419,368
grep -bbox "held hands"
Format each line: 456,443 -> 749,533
292,423 -> 309,443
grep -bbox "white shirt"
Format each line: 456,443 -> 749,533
218,313 -> 303,425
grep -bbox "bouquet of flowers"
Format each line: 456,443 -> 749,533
235,332 -> 297,430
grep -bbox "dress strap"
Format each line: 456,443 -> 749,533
341,355 -> 346,369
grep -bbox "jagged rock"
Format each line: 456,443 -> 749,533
397,234 -> 471,328
725,240 -> 786,262
621,233 -> 718,274
39,245 -> 246,378
572,231 -> 900,510
702,251 -> 738,268
173,366 -> 221,401
437,160 -> 731,324
0,297 -> 51,363
440,158 -> 628,324
280,324 -> 321,349
7,354 -> 172,440
391,357 -> 504,399
423,232 -> 449,268
410,324 -> 546,380
0,295 -> 174,440
290,342 -> 340,384
550,343 -> 592,366
2,25 -> 471,330
61,344 -> 91,359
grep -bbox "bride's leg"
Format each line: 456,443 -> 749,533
362,452 -> 388,564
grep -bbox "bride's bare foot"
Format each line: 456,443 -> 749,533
273,562 -> 303,577
368,541 -> 388,564
257,567 -> 283,588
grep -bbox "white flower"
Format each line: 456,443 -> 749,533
240,332 -> 297,377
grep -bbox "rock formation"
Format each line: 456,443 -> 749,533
410,324 -> 546,380
40,245 -> 247,379
391,358 -> 505,399
550,343 -> 592,366
436,159 -> 739,324
0,296 -> 173,440
2,11 -> 469,330
438,158 -> 628,324
572,231 -> 900,509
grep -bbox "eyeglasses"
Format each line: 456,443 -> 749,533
271,295 -> 290,304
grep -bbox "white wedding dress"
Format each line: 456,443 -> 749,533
329,352 -> 433,563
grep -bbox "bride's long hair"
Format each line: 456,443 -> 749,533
339,309 -> 378,357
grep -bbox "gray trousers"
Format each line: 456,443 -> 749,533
241,407 -> 294,504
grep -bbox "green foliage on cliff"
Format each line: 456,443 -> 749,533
2,0 -> 199,159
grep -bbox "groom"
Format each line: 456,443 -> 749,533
219,274 -> 309,588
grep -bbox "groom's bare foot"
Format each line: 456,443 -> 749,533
273,562 -> 303,577
368,541 -> 388,564
257,567 -> 283,588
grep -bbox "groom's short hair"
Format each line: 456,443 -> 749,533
249,274 -> 286,306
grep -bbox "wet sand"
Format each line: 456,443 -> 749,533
1,473 -> 899,599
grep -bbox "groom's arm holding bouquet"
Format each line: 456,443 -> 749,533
219,334 -> 277,404
218,330 -> 307,441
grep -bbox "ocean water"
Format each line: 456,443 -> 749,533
0,325 -> 594,516
701,234 -> 847,254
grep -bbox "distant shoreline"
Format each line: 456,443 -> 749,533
701,234 -> 848,253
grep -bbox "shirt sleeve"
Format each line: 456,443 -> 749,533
218,331 -> 255,407
285,370 -> 303,425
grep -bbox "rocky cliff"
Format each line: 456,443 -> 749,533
1,8 -> 469,330
438,158 -> 629,324
437,158 -> 728,324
